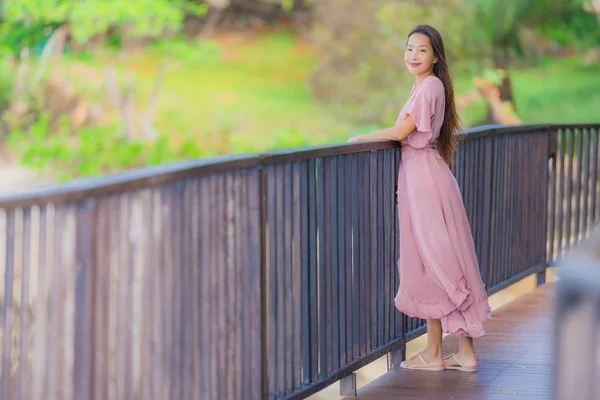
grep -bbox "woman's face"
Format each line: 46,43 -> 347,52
404,33 -> 437,77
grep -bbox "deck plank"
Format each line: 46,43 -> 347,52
343,284 -> 554,400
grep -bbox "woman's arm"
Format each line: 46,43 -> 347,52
347,114 -> 417,143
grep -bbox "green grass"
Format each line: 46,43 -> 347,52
512,57 -> 600,123
108,29 -> 355,153
457,57 -> 600,126
68,29 -> 600,156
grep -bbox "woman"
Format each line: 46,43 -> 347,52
348,24 -> 491,372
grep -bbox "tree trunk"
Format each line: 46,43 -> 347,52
473,77 -> 521,125
498,74 -> 515,106
483,51 -> 518,124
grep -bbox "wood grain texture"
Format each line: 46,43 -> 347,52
343,284 -> 554,400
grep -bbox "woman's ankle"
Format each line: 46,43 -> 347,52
458,336 -> 475,357
425,346 -> 442,359
456,349 -> 477,361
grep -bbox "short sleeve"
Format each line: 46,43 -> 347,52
401,83 -> 436,134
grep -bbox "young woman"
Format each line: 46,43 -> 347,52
347,24 -> 492,372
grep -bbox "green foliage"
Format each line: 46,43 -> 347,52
471,0 -> 599,65
148,37 -> 222,64
266,126 -> 314,149
6,113 -> 204,181
1,2 -> 599,181
0,0 -> 209,56
228,126 -> 315,154
510,57 -> 600,123
0,58 -> 15,109
123,29 -> 350,151
310,0 -> 479,126
481,68 -> 507,86
281,0 -> 294,12
311,0 -> 600,127
535,7 -> 600,49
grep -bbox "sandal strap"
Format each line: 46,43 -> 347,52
417,351 -> 430,366
443,353 -> 465,367
451,353 -> 464,368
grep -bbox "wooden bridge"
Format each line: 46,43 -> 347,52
0,123 -> 598,400
341,280 -> 554,399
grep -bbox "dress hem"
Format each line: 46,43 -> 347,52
394,291 -> 492,338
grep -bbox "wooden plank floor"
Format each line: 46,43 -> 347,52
343,283 -> 555,400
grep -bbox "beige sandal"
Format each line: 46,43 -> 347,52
400,351 -> 446,371
443,353 -> 478,372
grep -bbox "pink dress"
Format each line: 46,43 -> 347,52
393,76 -> 492,337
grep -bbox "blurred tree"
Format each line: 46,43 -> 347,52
472,0 -> 599,121
310,0 -> 477,126
1,0 -> 201,54
185,0 -> 314,36
310,0 -> 599,127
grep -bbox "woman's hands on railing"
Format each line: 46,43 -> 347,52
347,115 -> 417,143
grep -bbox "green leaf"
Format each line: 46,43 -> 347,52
282,0 -> 294,12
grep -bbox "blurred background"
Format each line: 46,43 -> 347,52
0,2 -> 598,399
0,0 -> 599,189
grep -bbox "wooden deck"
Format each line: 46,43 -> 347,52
343,284 -> 554,400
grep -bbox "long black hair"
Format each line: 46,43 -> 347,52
408,24 -> 460,164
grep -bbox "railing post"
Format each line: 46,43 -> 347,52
339,373 -> 358,397
540,126 -> 558,286
546,126 -> 558,267
388,310 -> 409,371
536,269 -> 546,286
484,135 -> 496,289
387,343 -> 406,370
548,126 -> 558,159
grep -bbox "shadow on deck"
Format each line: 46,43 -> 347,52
342,283 -> 554,400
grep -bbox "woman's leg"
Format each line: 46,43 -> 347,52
401,318 -> 444,367
444,335 -> 478,369
425,318 -> 444,360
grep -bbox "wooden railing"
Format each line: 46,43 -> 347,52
0,123 -> 598,400
548,125 -> 600,261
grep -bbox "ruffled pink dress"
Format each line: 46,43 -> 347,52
393,76 -> 492,337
